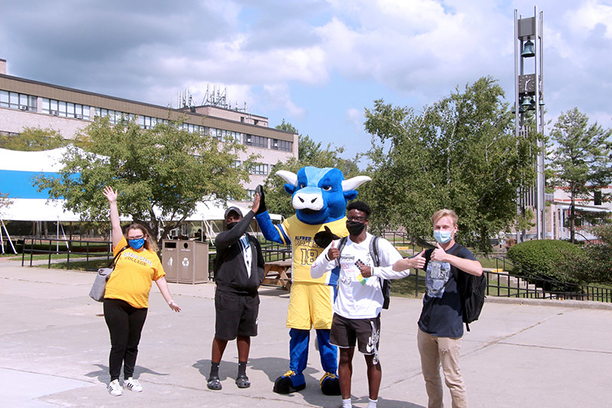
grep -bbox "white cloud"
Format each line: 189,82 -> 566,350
570,0 -> 612,38
1,0 -> 610,161
345,107 -> 365,132
263,84 -> 306,118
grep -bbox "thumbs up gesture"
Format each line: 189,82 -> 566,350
326,240 -> 340,261
413,250 -> 426,269
392,249 -> 426,271
431,243 -> 447,262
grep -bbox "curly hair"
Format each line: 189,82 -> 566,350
346,201 -> 372,218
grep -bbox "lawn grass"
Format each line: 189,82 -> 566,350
41,259 -> 108,271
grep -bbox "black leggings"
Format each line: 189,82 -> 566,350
103,298 -> 148,381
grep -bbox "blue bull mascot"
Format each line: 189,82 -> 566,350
254,166 -> 370,395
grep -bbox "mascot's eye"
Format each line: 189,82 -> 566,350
322,185 -> 332,191
299,183 -> 306,188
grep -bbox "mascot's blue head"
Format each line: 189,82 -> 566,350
276,166 -> 371,225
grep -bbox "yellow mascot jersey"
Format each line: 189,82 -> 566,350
104,237 -> 165,309
281,216 -> 348,284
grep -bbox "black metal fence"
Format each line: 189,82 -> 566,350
485,256 -> 612,302
20,238 -> 113,271
398,255 -> 612,303
17,236 -> 612,303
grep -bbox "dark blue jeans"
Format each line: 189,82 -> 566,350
103,298 -> 148,381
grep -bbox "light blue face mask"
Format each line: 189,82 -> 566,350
128,237 -> 145,250
433,230 -> 453,244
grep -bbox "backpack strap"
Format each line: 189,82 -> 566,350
336,236 -> 348,268
369,235 -> 380,267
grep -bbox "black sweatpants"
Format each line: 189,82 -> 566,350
103,298 -> 148,381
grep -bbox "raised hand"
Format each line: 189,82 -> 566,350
255,185 -> 267,214
252,191 -> 261,214
103,186 -> 118,203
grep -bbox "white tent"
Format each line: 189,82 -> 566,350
0,146 -> 67,172
0,198 -> 82,222
0,147 -> 282,235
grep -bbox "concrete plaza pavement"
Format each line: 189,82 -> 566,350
1,258 -> 612,408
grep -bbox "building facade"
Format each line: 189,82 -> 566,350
0,58 -> 298,203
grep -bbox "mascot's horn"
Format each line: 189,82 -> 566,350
342,176 -> 371,191
276,170 -> 298,187
277,170 -> 371,192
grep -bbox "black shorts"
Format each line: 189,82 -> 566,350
214,290 -> 259,341
330,313 -> 381,355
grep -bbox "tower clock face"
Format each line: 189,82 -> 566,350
518,74 -> 537,94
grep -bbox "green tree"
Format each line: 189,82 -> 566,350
0,191 -> 12,210
34,116 -> 254,244
262,120 -> 360,218
361,77 -> 539,252
0,127 -> 68,151
546,108 -> 612,243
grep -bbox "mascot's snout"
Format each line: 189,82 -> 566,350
292,190 -> 324,211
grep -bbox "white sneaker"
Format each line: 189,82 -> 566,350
107,379 -> 123,396
124,377 -> 143,392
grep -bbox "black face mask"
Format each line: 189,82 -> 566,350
346,220 -> 366,236
226,221 -> 238,230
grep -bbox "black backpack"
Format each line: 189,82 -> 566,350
337,235 -> 392,309
456,270 -> 487,331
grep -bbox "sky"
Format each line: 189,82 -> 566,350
1,0 -> 611,166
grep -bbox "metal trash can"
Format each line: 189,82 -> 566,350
162,240 -> 209,284
162,240 -> 179,282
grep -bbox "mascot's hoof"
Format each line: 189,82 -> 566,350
273,374 -> 306,394
320,372 -> 342,396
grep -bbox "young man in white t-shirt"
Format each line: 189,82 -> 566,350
311,201 -> 425,408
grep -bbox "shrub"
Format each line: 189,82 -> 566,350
507,240 -> 584,284
573,225 -> 612,283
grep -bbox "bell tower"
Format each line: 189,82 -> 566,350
514,7 -> 545,241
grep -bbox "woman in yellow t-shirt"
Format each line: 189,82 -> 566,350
102,186 -> 181,397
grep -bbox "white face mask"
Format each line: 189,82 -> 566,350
433,230 -> 453,244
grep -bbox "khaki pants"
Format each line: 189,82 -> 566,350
417,328 -> 467,408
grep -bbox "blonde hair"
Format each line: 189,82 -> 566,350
126,223 -> 158,252
432,209 -> 458,226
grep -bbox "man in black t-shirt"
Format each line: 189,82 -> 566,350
396,209 -> 482,408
